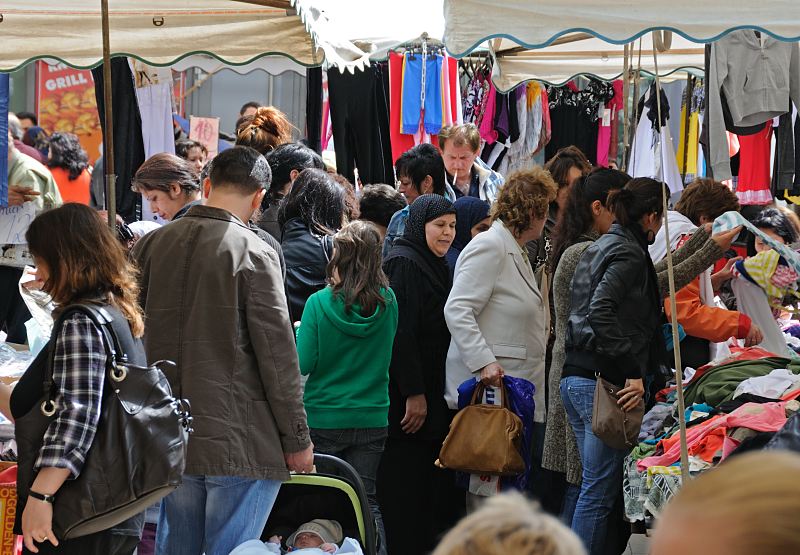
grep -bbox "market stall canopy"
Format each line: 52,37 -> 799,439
490,34 -> 704,91
0,0 -> 335,72
444,0 -> 800,57
170,55 -> 305,76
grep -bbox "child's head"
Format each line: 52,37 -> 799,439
327,220 -> 390,316
288,519 -> 343,549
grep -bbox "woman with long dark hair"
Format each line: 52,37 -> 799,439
279,168 -> 347,322
296,220 -> 398,554
0,204 -> 146,554
560,178 -> 668,554
546,171 -> 737,538
47,133 -> 91,205
259,143 -> 325,240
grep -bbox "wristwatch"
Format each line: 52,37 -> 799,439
28,490 -> 55,504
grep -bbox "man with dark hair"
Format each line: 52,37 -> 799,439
359,184 -> 407,241
15,111 -> 37,132
239,101 -> 261,118
133,146 -> 312,555
382,144 -> 456,256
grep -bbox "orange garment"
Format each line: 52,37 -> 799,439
50,167 -> 91,205
664,276 -> 751,341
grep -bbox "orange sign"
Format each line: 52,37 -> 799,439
36,61 -> 102,163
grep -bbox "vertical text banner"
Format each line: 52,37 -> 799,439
36,61 -> 102,163
0,74 -> 8,207
189,116 -> 220,159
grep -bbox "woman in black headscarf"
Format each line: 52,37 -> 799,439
377,195 -> 464,555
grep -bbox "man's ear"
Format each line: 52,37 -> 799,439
202,178 -> 211,199
253,189 -> 267,210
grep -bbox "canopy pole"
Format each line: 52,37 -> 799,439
626,39 -> 643,171
621,43 -> 630,172
101,0 -> 117,228
652,41 -> 691,484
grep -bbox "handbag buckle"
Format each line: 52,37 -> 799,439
175,399 -> 194,433
41,400 -> 56,417
110,364 -> 128,382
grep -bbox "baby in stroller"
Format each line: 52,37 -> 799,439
267,519 -> 342,553
231,519 -> 364,555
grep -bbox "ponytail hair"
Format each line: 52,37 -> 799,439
235,106 -> 294,155
606,177 -> 666,228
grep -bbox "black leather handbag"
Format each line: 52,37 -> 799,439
15,304 -> 192,540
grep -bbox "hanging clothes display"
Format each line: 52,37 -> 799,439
388,48 -> 460,162
629,85 -> 684,194
389,51 -> 415,163
401,52 -> 444,135
92,58 -> 145,222
306,67 -> 323,154
545,78 -> 615,165
596,80 -> 624,167
130,61 -> 174,225
130,61 -> 175,159
707,30 -> 800,182
676,78 -> 705,184
736,123 -> 774,205
327,62 -> 394,185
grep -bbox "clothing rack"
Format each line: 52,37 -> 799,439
395,32 -> 445,58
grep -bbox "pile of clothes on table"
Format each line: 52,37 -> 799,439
624,347 -> 800,521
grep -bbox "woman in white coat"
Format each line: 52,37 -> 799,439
444,167 -> 557,498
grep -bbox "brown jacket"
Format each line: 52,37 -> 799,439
132,205 -> 310,481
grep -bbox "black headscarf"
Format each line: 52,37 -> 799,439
385,194 -> 455,294
446,196 -> 490,275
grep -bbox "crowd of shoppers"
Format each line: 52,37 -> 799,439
6,105 -> 798,555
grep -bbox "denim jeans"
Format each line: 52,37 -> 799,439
155,474 -> 281,555
560,376 -> 627,555
311,427 -> 388,555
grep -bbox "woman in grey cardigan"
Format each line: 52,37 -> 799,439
544,168 -> 739,523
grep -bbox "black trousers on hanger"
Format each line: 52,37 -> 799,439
306,67 -> 323,154
92,59 -> 145,223
327,64 -> 393,185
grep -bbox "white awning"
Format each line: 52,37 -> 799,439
491,34 -> 704,91
1,1 -> 321,72
444,0 -> 800,57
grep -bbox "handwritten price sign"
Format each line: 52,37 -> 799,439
189,116 -> 219,159
0,203 -> 36,245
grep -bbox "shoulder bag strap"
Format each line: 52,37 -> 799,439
43,304 -> 122,404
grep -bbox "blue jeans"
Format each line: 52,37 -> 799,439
155,475 -> 281,555
560,376 -> 627,555
311,427 -> 388,555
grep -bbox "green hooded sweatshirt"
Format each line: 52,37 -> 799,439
296,286 -> 398,429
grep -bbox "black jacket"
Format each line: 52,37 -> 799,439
383,239 -> 453,442
564,224 -> 663,386
282,218 -> 333,323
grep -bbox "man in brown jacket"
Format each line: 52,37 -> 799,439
133,146 -> 313,555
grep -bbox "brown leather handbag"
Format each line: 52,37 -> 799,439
436,380 -> 526,476
592,374 -> 645,450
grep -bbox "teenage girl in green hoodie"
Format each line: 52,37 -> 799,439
295,220 -> 398,554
